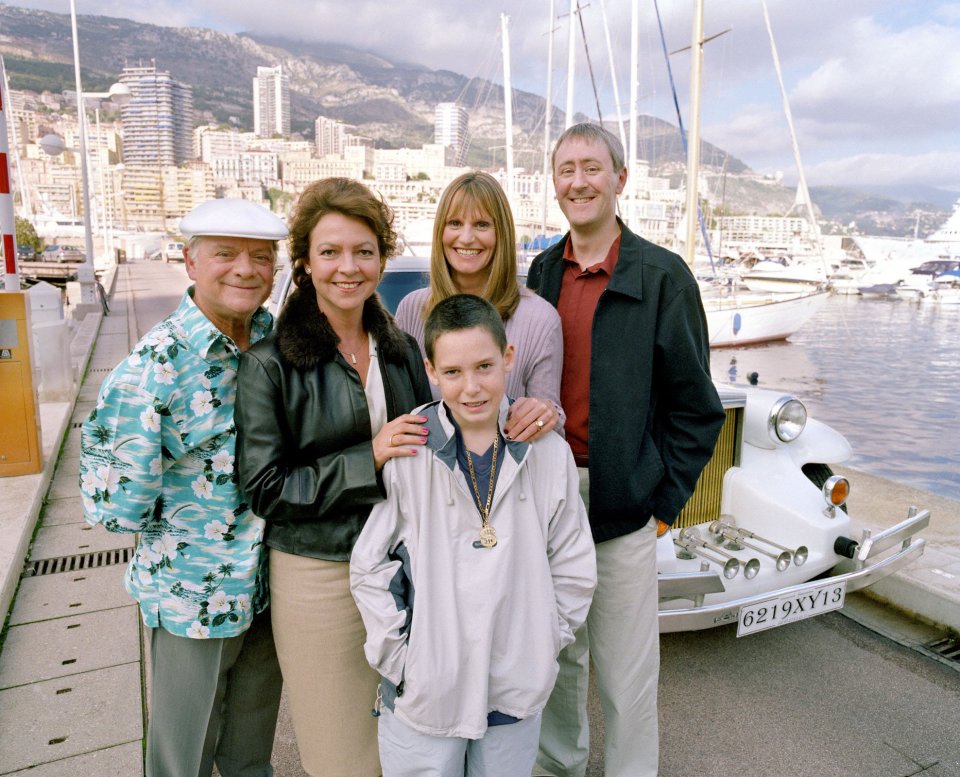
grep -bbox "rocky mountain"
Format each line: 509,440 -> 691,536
0,4 -> 952,233
0,3 -> 743,170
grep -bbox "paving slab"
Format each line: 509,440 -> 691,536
71,398 -> 97,415
0,473 -> 47,623
77,385 -> 104,403
866,546 -> 960,633
46,470 -> 83,502
4,741 -> 143,777
38,497 -> 86,527
59,424 -> 84,449
0,606 -> 140,689
55,450 -> 80,473
838,465 -> 960,632
0,663 -> 142,773
30,522 -> 130,560
9,565 -> 131,626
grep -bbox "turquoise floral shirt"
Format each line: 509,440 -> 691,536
79,289 -> 273,639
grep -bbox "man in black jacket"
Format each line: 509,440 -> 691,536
528,123 -> 725,777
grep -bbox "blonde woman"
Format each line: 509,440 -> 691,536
395,171 -> 564,441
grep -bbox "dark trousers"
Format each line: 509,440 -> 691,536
146,608 -> 283,777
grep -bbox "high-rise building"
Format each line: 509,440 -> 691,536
434,103 -> 470,166
253,66 -> 290,138
118,65 -> 194,166
315,115 -> 347,157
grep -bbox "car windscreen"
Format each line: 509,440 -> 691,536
376,271 -> 431,314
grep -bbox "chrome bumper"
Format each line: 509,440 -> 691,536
657,508 -> 930,633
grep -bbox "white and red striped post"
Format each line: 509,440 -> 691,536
0,56 -> 20,292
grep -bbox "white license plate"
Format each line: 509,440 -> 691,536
737,580 -> 847,637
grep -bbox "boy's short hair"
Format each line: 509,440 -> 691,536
424,294 -> 508,362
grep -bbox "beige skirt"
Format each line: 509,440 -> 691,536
269,548 -> 381,777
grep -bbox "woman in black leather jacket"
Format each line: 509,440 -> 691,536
236,178 -> 432,777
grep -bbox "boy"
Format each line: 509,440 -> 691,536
350,294 -> 597,777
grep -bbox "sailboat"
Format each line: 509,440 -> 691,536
701,284 -> 829,346
653,0 -> 829,347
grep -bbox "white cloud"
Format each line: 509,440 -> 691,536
8,0 -> 960,191
790,17 -> 960,134
806,151 -> 960,188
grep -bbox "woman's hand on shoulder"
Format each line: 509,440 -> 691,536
373,414 -> 429,471
504,397 -> 559,442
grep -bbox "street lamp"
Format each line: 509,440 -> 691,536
39,84 -> 129,306
50,0 -> 131,315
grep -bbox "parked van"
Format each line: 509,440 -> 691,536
162,241 -> 185,262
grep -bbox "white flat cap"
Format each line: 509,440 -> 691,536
180,198 -> 288,240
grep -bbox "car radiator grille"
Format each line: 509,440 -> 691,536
674,405 -> 743,529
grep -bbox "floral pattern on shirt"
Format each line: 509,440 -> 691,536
79,289 -> 273,639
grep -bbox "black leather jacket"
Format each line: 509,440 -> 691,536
236,286 -> 432,560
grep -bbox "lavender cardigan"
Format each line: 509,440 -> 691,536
394,286 -> 565,425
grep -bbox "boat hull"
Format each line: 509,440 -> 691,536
706,290 -> 830,347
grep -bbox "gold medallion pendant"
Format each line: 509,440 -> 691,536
466,435 -> 500,550
479,525 -> 498,548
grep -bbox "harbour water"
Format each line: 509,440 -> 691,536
710,294 -> 960,500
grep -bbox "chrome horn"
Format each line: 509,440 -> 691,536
709,520 -> 808,567
709,521 -> 792,571
676,528 -> 754,580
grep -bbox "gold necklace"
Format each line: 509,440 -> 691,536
338,333 -> 368,366
465,435 -> 499,548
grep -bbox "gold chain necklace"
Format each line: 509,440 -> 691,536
465,435 -> 499,548
338,333 -> 368,366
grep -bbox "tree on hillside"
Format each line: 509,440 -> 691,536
15,216 -> 41,251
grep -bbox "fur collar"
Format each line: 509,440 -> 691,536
276,285 -> 412,370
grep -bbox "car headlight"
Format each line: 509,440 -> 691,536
769,396 -> 807,443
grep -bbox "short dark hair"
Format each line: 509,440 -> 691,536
551,122 -> 626,173
424,294 -> 507,362
288,177 -> 397,290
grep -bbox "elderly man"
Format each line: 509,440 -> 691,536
528,123 -> 725,777
79,199 -> 288,777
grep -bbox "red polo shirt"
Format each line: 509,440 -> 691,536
558,233 -> 622,465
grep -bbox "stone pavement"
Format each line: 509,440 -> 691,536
0,264 -> 958,775
0,264 -> 144,775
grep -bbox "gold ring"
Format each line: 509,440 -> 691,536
536,419 -> 545,429
390,434 -> 398,446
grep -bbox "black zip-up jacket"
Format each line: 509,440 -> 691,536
527,221 -> 725,543
236,286 -> 432,560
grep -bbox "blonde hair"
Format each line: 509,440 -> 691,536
424,171 -> 520,321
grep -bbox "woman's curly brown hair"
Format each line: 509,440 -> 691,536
288,177 -> 397,290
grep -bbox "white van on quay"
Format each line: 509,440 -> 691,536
269,255 -> 929,635
162,241 -> 185,263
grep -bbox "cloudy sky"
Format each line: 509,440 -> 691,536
10,0 -> 960,194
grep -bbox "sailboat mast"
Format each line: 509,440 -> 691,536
601,0 -> 627,152
501,13 -> 515,204
760,0 -> 827,273
628,0 -> 639,229
541,0 -> 556,238
683,0 -> 705,269
565,0 -> 577,127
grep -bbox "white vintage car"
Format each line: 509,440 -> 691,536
269,256 -> 929,636
659,385 -> 928,635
